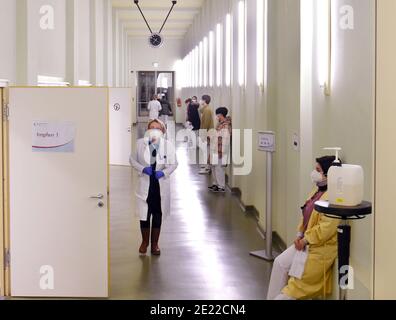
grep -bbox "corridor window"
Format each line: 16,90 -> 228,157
216,23 -> 223,87
199,41 -> 203,87
194,46 -> 199,88
209,31 -> 214,87
190,52 -> 193,88
238,0 -> 246,87
225,14 -> 232,87
203,36 -> 208,87
188,53 -> 192,88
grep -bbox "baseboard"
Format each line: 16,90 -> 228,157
228,182 -> 287,252
229,186 -> 257,216
256,222 -> 287,252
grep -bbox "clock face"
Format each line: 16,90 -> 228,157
149,33 -> 163,48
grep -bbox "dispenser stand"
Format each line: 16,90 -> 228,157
314,201 -> 372,300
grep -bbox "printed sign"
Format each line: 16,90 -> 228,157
32,121 -> 76,153
258,131 -> 276,152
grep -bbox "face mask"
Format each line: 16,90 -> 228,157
148,129 -> 163,144
310,170 -> 323,184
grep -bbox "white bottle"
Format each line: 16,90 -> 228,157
325,148 -> 364,207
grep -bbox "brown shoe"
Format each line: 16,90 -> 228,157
139,228 -> 150,255
151,228 -> 161,256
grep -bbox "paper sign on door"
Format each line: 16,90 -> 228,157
32,121 -> 76,153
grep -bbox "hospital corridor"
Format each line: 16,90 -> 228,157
109,124 -> 272,300
1,0 -> 396,307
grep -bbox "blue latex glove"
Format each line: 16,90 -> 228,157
143,167 -> 153,176
155,171 -> 165,180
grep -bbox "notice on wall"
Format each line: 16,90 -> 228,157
32,121 -> 76,153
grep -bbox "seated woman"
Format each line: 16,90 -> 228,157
267,156 -> 340,300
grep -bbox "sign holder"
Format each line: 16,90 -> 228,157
250,131 -> 279,261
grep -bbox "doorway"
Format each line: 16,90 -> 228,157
136,71 -> 175,122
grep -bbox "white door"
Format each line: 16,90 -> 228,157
9,88 -> 109,298
109,88 -> 132,166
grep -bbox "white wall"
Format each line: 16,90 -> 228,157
129,38 -> 182,72
76,0 -> 91,83
375,0 -> 396,300
37,0 -> 66,79
0,0 -> 16,83
15,0 -> 67,84
3,0 -> 121,86
307,0 -> 375,299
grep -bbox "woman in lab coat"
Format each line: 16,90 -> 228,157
147,94 -> 162,120
130,119 -> 178,256
267,156 -> 340,300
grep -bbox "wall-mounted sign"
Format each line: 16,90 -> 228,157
258,131 -> 276,153
32,121 -> 76,153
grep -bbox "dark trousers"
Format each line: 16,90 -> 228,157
140,176 -> 162,229
140,204 -> 162,229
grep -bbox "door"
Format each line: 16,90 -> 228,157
136,71 -> 175,122
8,87 -> 109,298
109,88 -> 132,166
156,72 -> 175,116
137,71 -> 156,121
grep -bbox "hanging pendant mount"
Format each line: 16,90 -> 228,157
133,0 -> 177,47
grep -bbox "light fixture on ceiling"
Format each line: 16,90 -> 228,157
153,62 -> 159,68
133,0 -> 177,48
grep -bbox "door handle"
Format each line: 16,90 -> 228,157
90,194 -> 104,200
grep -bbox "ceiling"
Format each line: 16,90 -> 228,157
112,0 -> 205,39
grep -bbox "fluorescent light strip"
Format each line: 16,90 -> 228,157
257,0 -> 264,86
225,14 -> 232,87
216,23 -> 222,87
238,1 -> 245,87
209,31 -> 214,87
199,41 -> 203,87
203,36 -> 208,87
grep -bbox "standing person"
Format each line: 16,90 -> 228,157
267,156 -> 339,300
147,94 -> 162,120
129,119 -> 178,256
209,107 -> 232,193
198,95 -> 214,175
187,99 -> 201,132
159,95 -> 173,125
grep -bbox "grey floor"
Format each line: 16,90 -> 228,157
109,124 -> 273,300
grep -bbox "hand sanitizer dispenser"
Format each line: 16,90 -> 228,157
324,148 -> 364,207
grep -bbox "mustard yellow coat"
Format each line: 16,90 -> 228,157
282,191 -> 339,300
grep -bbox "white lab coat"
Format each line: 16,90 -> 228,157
129,137 -> 178,221
147,100 -> 162,120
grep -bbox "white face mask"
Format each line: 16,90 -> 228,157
148,129 -> 163,144
311,170 -> 324,184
